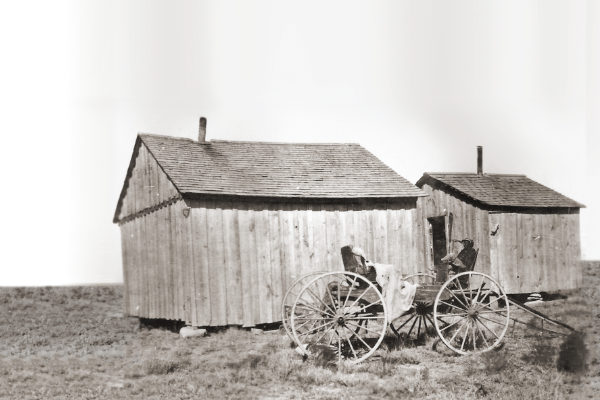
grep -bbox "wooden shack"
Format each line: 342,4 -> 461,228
415,148 -> 584,294
113,128 -> 427,327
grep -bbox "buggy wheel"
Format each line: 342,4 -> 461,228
290,271 -> 388,365
433,271 -> 510,355
390,273 -> 436,341
281,271 -> 327,344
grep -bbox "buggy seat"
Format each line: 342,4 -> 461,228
340,245 -> 377,283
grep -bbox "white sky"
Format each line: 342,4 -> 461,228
0,0 -> 598,285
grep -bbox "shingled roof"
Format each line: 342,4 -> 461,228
125,133 -> 425,200
416,173 -> 583,209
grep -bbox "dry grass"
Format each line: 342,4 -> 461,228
0,261 -> 598,399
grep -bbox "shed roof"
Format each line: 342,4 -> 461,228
416,173 -> 583,209
115,134 -> 425,216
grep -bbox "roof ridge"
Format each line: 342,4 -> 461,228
426,172 -> 527,177
209,139 -> 360,146
486,173 -> 527,177
138,133 -> 360,146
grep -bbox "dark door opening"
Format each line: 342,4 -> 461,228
428,216 -> 447,282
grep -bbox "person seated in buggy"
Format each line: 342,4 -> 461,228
441,239 -> 479,286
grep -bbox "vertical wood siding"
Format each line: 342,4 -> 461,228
488,212 -> 582,292
119,198 -> 422,326
418,183 -> 582,293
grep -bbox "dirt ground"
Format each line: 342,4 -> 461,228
1,262 -> 598,399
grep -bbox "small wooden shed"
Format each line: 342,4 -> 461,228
113,130 -> 427,327
415,149 -> 584,294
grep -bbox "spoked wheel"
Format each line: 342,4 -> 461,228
281,271 -> 327,344
433,271 -> 510,355
390,273 -> 436,341
290,271 -> 388,365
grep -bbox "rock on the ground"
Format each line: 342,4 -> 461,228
179,326 -> 207,338
251,328 -> 263,335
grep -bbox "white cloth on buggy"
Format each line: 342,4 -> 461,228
372,263 -> 417,322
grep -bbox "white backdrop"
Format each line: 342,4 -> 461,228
1,0 -> 598,285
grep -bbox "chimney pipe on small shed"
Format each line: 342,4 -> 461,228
198,117 -> 207,142
477,146 -> 483,175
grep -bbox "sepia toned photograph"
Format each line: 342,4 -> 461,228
1,1 -> 598,399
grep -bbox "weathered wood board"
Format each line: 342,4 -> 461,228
488,212 -> 581,292
119,198 -> 420,326
419,183 -> 582,293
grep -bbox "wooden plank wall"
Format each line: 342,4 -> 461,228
417,184 -> 491,277
418,183 -> 582,293
118,143 -> 180,221
117,142 -> 191,320
488,212 -> 582,292
119,198 -> 422,326
186,199 -> 421,326
108,201 -> 173,322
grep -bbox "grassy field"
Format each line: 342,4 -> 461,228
1,263 -> 598,399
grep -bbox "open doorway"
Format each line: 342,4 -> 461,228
428,216 -> 447,282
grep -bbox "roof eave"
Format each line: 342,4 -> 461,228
181,192 -> 427,202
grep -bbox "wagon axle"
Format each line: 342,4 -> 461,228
415,302 -> 430,316
467,308 -> 479,317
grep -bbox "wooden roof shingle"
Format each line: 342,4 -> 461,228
114,134 -> 427,222
416,172 -> 583,209
140,134 -> 425,199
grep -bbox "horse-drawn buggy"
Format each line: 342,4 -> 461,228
281,242 -> 576,365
